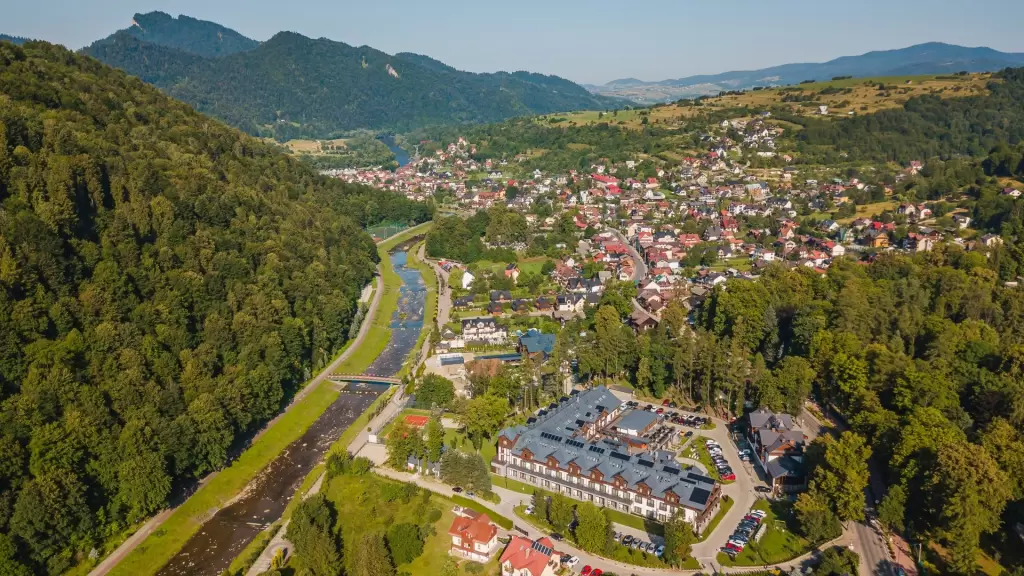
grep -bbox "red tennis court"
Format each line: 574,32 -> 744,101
404,414 -> 429,428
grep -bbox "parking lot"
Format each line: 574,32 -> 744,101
720,506 -> 767,559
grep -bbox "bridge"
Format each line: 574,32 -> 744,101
329,374 -> 402,386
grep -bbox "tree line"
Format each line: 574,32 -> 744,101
0,41 -> 428,574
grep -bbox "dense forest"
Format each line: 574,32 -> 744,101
0,40 -> 427,574
563,247 -> 1024,573
82,15 -> 621,140
784,68 -> 1024,163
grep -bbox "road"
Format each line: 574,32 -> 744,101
605,228 -> 647,282
91,259 -> 393,575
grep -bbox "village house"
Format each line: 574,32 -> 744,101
499,536 -> 558,576
746,408 -> 808,494
449,509 -> 499,562
462,318 -> 508,345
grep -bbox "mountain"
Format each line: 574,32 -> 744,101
0,39 -> 428,574
0,34 -> 31,45
90,11 -> 259,58
590,42 -> 1024,103
83,13 -> 619,139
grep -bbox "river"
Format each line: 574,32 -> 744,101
156,246 -> 427,576
378,134 -> 412,167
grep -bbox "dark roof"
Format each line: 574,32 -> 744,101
520,333 -> 556,355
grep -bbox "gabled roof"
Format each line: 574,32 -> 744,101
449,511 -> 497,545
501,536 -> 555,575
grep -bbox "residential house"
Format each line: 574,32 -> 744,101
490,290 -> 513,303
746,408 -> 807,494
462,318 -> 508,345
499,536 -> 558,576
505,263 -> 521,283
518,331 -> 556,360
449,510 -> 499,562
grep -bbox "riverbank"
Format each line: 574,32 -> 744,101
97,222 -> 433,576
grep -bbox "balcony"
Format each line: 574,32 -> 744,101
504,462 -> 633,507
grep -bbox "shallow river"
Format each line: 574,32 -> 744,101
155,247 -> 426,576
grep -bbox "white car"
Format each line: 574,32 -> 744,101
749,510 -> 767,519
563,555 -> 579,567
525,506 -> 535,515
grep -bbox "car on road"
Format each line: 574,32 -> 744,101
451,486 -> 463,493
721,471 -> 737,481
550,533 -> 563,541
563,555 -> 579,567
466,491 -> 475,497
685,431 -> 693,438
592,570 -> 603,576
755,486 -> 771,493
581,566 -> 593,576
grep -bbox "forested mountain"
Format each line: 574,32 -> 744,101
82,21 -> 620,140
0,40 -> 427,574
591,42 -> 1024,102
0,35 -> 30,46
89,11 -> 259,58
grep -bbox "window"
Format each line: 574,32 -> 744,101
635,494 -> 643,503
647,499 -> 654,507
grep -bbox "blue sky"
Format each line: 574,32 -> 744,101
6,0 -> 1024,85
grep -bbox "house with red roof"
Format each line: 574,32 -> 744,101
449,510 -> 499,562
499,536 -> 558,576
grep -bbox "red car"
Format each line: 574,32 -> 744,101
581,567 -> 593,576
662,399 -> 671,406
656,408 -> 665,415
722,472 -> 737,481
592,570 -> 603,576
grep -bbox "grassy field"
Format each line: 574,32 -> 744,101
444,428 -> 498,465
316,471 -> 499,576
837,200 -> 898,224
108,223 -> 432,576
716,499 -> 813,567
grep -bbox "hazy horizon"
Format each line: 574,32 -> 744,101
6,0 -> 1024,85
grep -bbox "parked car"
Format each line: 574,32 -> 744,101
451,486 -> 463,493
550,533 -> 563,541
755,486 -> 771,493
563,556 -> 579,567
525,505 -> 534,515
622,535 -> 634,546
722,472 -> 737,481
613,531 -> 622,542
592,570 -> 603,576
656,544 -> 665,557
581,566 -> 593,576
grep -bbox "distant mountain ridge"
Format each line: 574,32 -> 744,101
90,11 -> 259,58
590,42 -> 1024,103
83,12 -> 620,139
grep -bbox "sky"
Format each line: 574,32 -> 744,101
5,0 -> 1024,85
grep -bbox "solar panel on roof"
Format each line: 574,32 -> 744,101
610,451 -> 630,461
638,459 -> 654,468
588,446 -> 606,455
540,432 -> 563,443
690,487 -> 711,505
688,472 -> 714,484
663,466 -> 681,475
531,540 -> 553,556
596,405 -> 606,412
566,439 -> 585,448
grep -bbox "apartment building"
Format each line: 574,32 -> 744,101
493,387 -> 720,532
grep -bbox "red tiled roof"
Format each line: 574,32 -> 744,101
500,536 -> 554,575
448,512 -> 497,548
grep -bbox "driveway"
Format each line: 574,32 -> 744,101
605,228 -> 647,282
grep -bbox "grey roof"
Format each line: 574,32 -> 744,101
749,407 -> 796,431
499,386 -> 717,511
615,410 -> 658,433
766,456 -> 803,479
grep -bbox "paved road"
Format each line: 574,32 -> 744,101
605,228 -> 647,282
419,243 -> 452,328
91,263 -> 392,575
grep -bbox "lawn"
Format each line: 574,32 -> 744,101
681,436 -> 733,484
837,200 -> 898,224
716,500 -> 813,567
443,427 -> 498,467
318,471 -> 499,576
697,495 -> 734,542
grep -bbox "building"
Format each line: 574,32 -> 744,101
499,536 -> 559,576
518,331 -> 556,359
493,387 -> 721,531
747,408 -> 807,494
449,509 -> 499,562
462,318 -> 508,345
613,410 -> 658,437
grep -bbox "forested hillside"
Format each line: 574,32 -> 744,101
0,41 -> 427,574
0,35 -> 30,46
787,68 -> 1024,163
90,11 -> 259,58
83,25 -> 620,140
